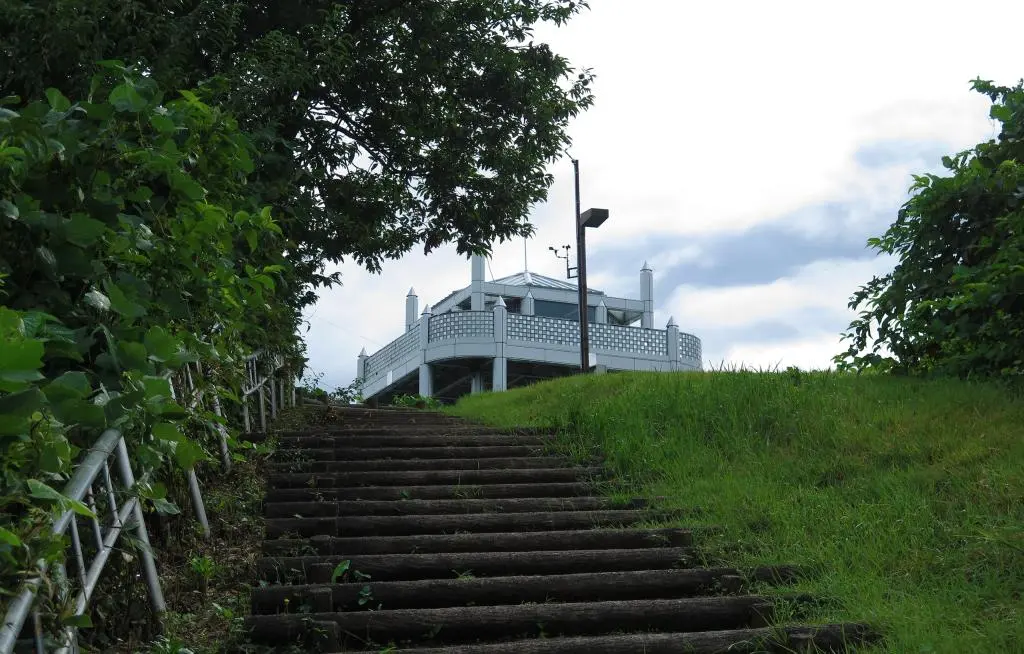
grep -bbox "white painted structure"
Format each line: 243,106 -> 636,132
358,255 -> 702,403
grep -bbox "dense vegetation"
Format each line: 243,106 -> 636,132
452,371 -> 1024,653
0,0 -> 593,646
838,80 -> 1024,378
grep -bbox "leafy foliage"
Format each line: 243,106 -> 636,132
0,63 -> 302,625
837,79 -> 1024,378
0,1 -> 595,275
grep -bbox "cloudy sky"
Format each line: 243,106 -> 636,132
302,0 -> 1022,390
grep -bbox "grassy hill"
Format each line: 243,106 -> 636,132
449,371 -> 1024,653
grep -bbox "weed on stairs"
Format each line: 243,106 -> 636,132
242,406 -> 875,652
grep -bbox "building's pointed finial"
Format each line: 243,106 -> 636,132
422,303 -> 432,315
408,287 -> 417,296
525,290 -> 534,299
641,260 -> 652,272
495,295 -> 506,308
667,316 -> 677,328
598,298 -> 607,307
359,347 -> 367,356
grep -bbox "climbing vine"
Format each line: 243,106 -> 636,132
0,62 -> 305,628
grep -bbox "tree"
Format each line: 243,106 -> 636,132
0,1 -> 594,277
836,79 -> 1024,378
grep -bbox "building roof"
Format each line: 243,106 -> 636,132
492,270 -> 603,294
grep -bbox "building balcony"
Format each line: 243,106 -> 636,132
359,308 -> 702,402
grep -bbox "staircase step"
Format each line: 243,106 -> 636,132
261,527 -> 693,556
269,432 -> 552,448
267,467 -> 602,489
266,456 -> 575,473
338,623 -> 876,654
276,445 -> 545,460
264,497 -> 646,518
259,547 -> 693,583
265,509 -> 660,538
251,566 -> 795,613
243,595 -> 774,647
264,482 -> 593,502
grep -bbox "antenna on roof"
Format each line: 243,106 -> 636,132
548,244 -> 577,279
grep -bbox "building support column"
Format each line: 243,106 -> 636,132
470,371 -> 485,394
418,303 -> 433,397
667,316 -> 681,371
492,296 -> 508,392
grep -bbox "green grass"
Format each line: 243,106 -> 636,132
448,370 -> 1024,653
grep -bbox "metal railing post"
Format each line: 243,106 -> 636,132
258,385 -> 267,432
115,438 -> 166,619
270,378 -> 277,420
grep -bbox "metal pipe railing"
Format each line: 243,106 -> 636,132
0,348 -> 293,653
0,430 -> 166,654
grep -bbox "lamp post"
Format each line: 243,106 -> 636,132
569,157 -> 609,373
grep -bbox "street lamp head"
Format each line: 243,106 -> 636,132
579,207 -> 609,229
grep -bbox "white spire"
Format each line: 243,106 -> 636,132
359,347 -> 367,356
641,260 -> 652,272
408,287 -> 417,296
422,303 -> 432,315
667,316 -> 677,328
495,295 -> 506,308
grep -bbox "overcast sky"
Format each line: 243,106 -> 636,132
301,0 -> 1022,390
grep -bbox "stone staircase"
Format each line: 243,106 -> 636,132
243,406 -> 873,652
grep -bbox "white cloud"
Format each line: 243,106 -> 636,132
660,256 -> 897,368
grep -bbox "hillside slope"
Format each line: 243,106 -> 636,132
450,371 -> 1024,653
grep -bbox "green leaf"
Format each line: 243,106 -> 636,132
168,172 -> 204,201
144,327 -> 178,362
105,282 -> 147,319
142,376 -> 173,400
0,386 -> 45,416
0,526 -> 22,547
27,480 -> 96,518
331,560 -> 351,583
39,437 -> 72,473
152,497 -> 180,515
149,114 -> 176,134
43,371 -> 91,403
0,341 -> 45,392
64,214 -> 107,248
45,88 -> 71,112
50,398 -> 106,428
108,83 -> 147,113
61,614 -> 93,628
84,290 -> 111,312
153,422 -> 208,469
0,198 -> 19,220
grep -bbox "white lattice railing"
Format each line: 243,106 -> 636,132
363,330 -> 419,380
507,314 -> 670,357
428,311 -> 493,342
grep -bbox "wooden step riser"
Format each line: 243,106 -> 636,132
261,527 -> 693,557
267,468 -> 602,489
244,596 -> 773,648
263,497 -> 646,518
258,547 -> 693,584
265,509 -> 661,539
270,434 -> 552,448
251,567 -> 760,613
266,456 -> 576,473
340,623 -> 877,654
264,482 -> 594,503
271,445 -> 545,460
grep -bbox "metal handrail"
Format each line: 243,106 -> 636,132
0,349 -> 294,653
0,430 -> 164,654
